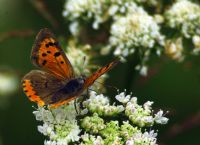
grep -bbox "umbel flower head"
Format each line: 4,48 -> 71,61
107,11 -> 164,56
63,0 -> 146,30
33,91 -> 168,145
102,10 -> 164,75
165,0 -> 200,38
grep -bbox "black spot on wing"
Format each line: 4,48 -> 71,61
49,42 -> 54,46
42,60 -> 47,66
42,53 -> 47,57
54,52 -> 61,57
45,44 -> 49,48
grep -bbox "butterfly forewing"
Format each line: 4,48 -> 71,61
83,59 -> 120,89
31,28 -> 74,80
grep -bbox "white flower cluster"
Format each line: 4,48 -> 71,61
108,11 -> 164,57
63,0 -> 107,29
80,133 -> 104,145
63,0 -> 145,30
104,10 -> 164,75
33,91 -> 168,145
83,91 -> 124,116
63,0 -> 166,75
117,93 -> 168,127
126,130 -> 158,145
165,0 -> 200,38
33,102 -> 81,145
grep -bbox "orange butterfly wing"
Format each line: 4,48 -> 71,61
22,70 -> 79,108
83,59 -> 120,89
31,28 -> 74,80
22,79 -> 45,106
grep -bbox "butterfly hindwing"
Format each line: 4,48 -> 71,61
31,28 -> 74,80
22,70 -> 65,106
83,59 -> 120,89
22,70 -> 80,107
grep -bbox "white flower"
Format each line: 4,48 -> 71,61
154,110 -> 169,124
81,133 -> 104,145
126,130 -> 158,145
165,37 -> 184,61
135,65 -> 148,76
165,0 -> 200,38
69,21 -> 80,36
144,101 -> 153,110
192,35 -> 200,54
44,140 -> 57,145
115,92 -> 131,104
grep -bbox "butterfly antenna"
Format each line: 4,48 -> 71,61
80,56 -> 87,76
74,99 -> 79,114
94,81 -> 119,92
32,105 -> 38,110
88,88 -> 99,94
83,56 -> 86,68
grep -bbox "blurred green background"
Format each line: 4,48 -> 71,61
0,0 -> 200,145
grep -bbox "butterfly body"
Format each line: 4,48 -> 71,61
50,78 -> 85,104
22,28 -> 119,108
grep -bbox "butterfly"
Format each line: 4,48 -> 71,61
22,28 -> 119,108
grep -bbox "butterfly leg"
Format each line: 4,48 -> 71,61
74,99 -> 79,114
78,88 -> 89,110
